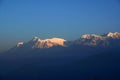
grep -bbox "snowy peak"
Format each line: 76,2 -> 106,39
107,32 -> 120,38
32,37 -> 66,48
81,32 -> 120,40
81,34 -> 103,40
75,32 -> 120,46
81,34 -> 91,39
17,42 -> 24,47
32,37 -> 41,41
44,38 -> 66,45
18,37 -> 66,49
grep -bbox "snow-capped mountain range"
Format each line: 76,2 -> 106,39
17,37 -> 66,48
16,32 -> 120,49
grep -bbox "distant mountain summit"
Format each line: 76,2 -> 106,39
16,32 -> 120,50
17,37 -> 66,49
107,32 -> 120,38
74,32 -> 120,46
81,32 -> 120,39
32,37 -> 66,48
17,42 -> 24,47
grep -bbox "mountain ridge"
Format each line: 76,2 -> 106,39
1,32 -> 120,80
16,32 -> 120,49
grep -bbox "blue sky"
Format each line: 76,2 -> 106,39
0,0 -> 120,51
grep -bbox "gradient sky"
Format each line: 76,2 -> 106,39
0,0 -> 120,52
